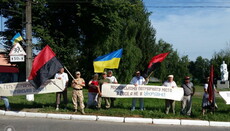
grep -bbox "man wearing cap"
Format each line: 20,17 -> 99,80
72,71 -> 85,114
97,72 -> 110,109
181,76 -> 195,116
55,68 -> 69,110
107,70 -> 118,107
130,71 -> 149,111
162,75 -> 177,114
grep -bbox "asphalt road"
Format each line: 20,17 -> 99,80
0,116 -> 229,131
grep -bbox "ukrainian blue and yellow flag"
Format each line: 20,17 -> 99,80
10,32 -> 23,45
93,49 -> 123,73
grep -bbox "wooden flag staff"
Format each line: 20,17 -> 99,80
147,71 -> 154,79
64,66 -> 75,79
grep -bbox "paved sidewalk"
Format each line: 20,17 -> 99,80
0,109 -> 229,127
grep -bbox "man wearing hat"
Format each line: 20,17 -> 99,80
71,71 -> 85,114
181,76 -> 195,116
162,75 -> 177,114
97,72 -> 110,109
130,71 -> 149,111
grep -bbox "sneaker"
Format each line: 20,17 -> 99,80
131,108 -> 135,111
74,109 -> 77,113
56,108 -> 59,111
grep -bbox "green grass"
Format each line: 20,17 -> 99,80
0,84 -> 230,122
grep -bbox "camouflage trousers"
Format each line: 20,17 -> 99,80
72,90 -> 85,110
97,96 -> 110,109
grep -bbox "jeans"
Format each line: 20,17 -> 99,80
1,96 -> 10,110
131,98 -> 144,110
87,92 -> 98,108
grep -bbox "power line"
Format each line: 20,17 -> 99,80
146,5 -> 230,8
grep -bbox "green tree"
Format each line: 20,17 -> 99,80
0,0 -> 157,83
153,40 -> 190,84
191,56 -> 210,84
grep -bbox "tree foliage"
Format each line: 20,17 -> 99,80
152,39 -> 191,84
0,0 -> 157,83
2,0 -> 223,85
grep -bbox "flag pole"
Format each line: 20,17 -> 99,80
212,75 -> 215,113
147,71 -> 154,79
64,66 -> 75,80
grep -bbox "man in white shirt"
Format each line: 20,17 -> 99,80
107,70 -> 118,107
130,71 -> 148,111
55,68 -> 69,110
162,75 -> 177,114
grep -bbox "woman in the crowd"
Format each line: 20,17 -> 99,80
87,74 -> 99,108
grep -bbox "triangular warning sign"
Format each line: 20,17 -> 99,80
9,43 -> 26,56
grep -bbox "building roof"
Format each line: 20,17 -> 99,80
0,48 -> 6,53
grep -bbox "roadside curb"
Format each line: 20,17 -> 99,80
181,120 -> 209,126
71,115 -> 96,121
125,117 -> 152,124
97,116 -> 124,123
153,119 -> 180,125
0,110 -> 229,127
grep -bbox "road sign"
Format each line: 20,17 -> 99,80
10,55 -> 25,62
9,43 -> 26,56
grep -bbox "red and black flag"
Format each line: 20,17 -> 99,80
147,52 -> 170,74
28,45 -> 63,88
208,65 -> 215,107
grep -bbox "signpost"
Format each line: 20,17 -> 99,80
9,43 -> 26,62
10,55 -> 25,62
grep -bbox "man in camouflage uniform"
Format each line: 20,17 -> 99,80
72,71 -> 85,114
97,72 -> 110,109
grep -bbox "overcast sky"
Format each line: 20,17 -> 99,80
144,0 -> 230,61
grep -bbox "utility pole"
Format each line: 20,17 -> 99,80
25,0 -> 34,102
25,0 -> 32,78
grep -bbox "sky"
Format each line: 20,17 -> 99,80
143,0 -> 230,61
1,0 -> 230,61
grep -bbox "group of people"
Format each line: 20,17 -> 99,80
162,75 -> 195,115
54,68 -> 118,114
161,74 -> 217,116
0,67 -> 217,116
55,68 -> 216,116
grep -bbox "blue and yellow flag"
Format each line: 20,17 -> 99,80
93,49 -> 123,73
11,32 -> 23,45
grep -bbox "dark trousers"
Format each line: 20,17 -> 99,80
110,98 -> 116,107
56,88 -> 68,105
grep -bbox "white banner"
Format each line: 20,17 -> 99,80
102,84 -> 184,101
0,79 -> 64,96
219,91 -> 230,105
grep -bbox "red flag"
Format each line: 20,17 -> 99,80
28,45 -> 63,88
208,65 -> 214,103
148,52 -> 170,68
